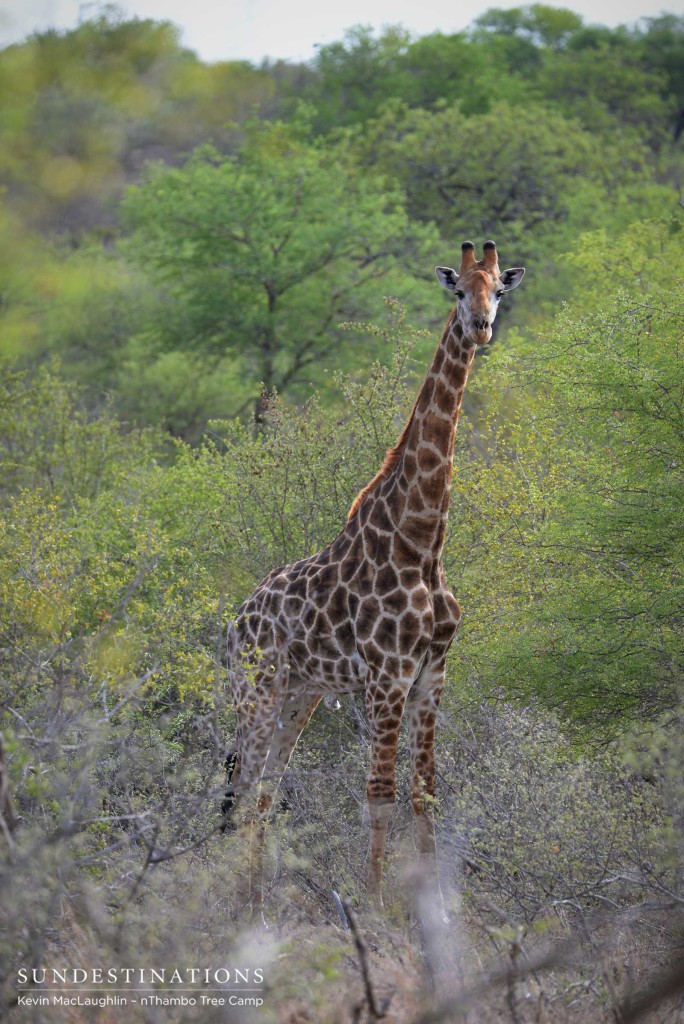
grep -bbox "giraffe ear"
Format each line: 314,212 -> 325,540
435,266 -> 459,292
499,267 -> 525,292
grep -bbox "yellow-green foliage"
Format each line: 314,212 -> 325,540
0,368 -> 224,709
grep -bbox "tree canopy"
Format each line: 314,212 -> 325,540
121,123 -> 438,421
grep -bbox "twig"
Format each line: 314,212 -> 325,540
342,899 -> 388,1021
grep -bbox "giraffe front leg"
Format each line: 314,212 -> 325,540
365,679 -> 410,899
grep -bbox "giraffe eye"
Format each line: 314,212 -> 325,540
495,290 -> 504,298
456,290 -> 465,300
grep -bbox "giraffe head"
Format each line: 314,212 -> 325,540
435,241 -> 525,345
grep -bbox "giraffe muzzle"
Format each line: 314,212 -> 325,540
470,322 -> 492,345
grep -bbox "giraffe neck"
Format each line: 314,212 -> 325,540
377,315 -> 476,560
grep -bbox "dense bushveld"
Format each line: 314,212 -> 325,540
1,6 -> 683,1022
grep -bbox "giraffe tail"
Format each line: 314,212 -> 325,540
221,749 -> 238,830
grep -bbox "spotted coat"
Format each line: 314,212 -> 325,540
224,241 -> 525,897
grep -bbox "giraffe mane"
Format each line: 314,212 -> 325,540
348,307 -> 464,521
347,398 -> 419,520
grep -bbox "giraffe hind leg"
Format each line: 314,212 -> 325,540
226,666 -> 286,819
224,654 -> 291,910
260,689 -> 321,817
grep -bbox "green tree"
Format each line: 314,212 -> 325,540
358,100 -> 595,248
634,14 -> 684,142
472,8 -> 679,145
392,31 -> 535,114
304,25 -> 412,131
536,47 -> 673,144
474,4 -> 583,49
302,25 -> 534,127
121,122 -> 438,423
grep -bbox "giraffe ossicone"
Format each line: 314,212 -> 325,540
223,241 -> 525,905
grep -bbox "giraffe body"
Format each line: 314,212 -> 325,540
224,241 -> 524,899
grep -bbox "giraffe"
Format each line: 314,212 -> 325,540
223,240 -> 524,902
